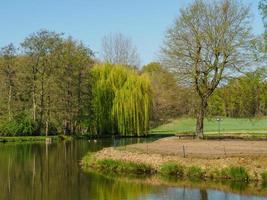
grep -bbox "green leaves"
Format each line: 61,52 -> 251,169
0,113 -> 37,136
92,64 -> 152,136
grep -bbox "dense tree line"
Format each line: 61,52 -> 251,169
0,30 -> 151,136
208,69 -> 267,118
0,30 -> 94,136
145,66 -> 267,125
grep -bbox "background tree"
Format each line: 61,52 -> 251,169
92,64 -> 151,136
259,0 -> 267,34
21,30 -> 63,135
208,69 -> 267,117
101,33 -> 140,67
249,0 -> 267,66
143,62 -> 195,126
0,30 -> 94,136
56,38 -> 93,135
161,0 -> 252,138
259,0 -> 267,62
0,44 -> 17,121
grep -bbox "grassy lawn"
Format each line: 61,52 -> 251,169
150,117 -> 267,135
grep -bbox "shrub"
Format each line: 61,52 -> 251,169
221,166 -> 249,181
96,159 -> 154,174
82,153 -> 94,167
261,171 -> 267,182
124,162 -> 154,174
0,112 -> 37,136
160,162 -> 184,177
187,166 -> 205,179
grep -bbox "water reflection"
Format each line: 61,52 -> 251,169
0,139 -> 266,200
144,187 -> 267,200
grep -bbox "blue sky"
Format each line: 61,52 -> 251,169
0,0 -> 264,65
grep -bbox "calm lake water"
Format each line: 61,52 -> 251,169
0,139 -> 266,200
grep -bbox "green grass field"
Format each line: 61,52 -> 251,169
150,117 -> 267,135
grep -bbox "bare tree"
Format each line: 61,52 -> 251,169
161,0 -> 252,138
101,33 -> 140,67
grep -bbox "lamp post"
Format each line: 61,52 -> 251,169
216,117 -> 222,135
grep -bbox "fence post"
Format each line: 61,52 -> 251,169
183,145 -> 186,158
224,145 -> 226,156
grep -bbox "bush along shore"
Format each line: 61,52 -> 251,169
82,148 -> 267,184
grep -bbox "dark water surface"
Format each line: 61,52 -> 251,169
0,139 -> 266,200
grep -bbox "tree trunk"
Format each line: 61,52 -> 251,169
8,85 -> 12,121
32,65 -> 37,122
32,89 -> 36,122
40,74 -> 45,132
45,121 -> 48,137
196,98 -> 207,139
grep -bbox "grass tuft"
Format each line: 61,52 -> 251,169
95,159 -> 155,174
187,166 -> 205,179
221,166 -> 249,181
160,162 -> 184,177
261,172 -> 267,182
82,153 -> 94,167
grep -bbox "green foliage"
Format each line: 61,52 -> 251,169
122,162 -> 154,174
92,64 -> 152,136
221,166 -> 249,181
0,30 -> 94,136
187,166 -> 205,179
81,153 -> 94,167
261,171 -> 267,182
142,62 -> 194,126
207,93 -> 225,117
159,162 -> 184,177
96,159 -> 154,174
208,71 -> 267,118
0,113 -> 37,136
97,159 -> 120,171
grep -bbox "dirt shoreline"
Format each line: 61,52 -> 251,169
88,137 -> 267,180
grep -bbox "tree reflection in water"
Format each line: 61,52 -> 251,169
0,139 -> 266,200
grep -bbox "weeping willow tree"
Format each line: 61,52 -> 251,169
91,64 -> 152,136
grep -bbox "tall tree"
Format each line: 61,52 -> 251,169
0,44 -> 17,121
57,38 -> 93,134
162,0 -> 252,138
0,30 -> 94,136
101,33 -> 140,67
21,30 -> 63,134
92,64 -> 151,136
